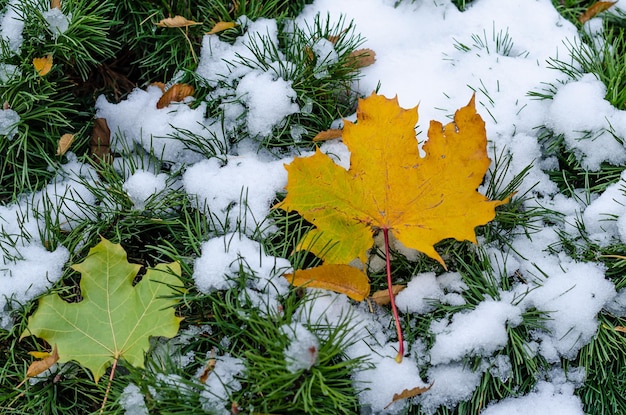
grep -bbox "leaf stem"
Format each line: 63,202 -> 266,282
100,357 -> 118,413
383,227 -> 404,362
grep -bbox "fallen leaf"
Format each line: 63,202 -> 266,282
614,326 -> 626,333
370,285 -> 406,306
90,118 -> 111,160
579,1 -> 616,24
26,345 -> 59,378
156,83 -> 195,109
207,21 -> 238,35
20,237 -> 185,382
347,48 -> 376,69
56,133 -> 75,156
33,55 -> 53,76
151,81 -> 167,92
326,30 -> 348,45
384,384 -> 433,409
50,0 -> 61,9
285,264 -> 370,301
199,349 -> 216,383
276,93 -> 507,267
155,16 -> 201,28
312,129 -> 342,142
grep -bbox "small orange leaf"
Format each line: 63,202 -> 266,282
155,16 -> 201,28
56,133 -> 75,156
26,345 -> 59,378
156,83 -> 195,109
312,129 -> 343,142
370,285 -> 406,306
33,55 -> 53,76
614,326 -> 626,333
579,1 -> 616,24
384,384 -> 433,409
285,264 -> 370,301
347,48 -> 376,69
207,21 -> 238,35
50,0 -> 61,9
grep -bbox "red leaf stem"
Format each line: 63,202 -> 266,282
383,228 -> 404,362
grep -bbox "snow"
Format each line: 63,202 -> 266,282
120,383 -> 149,415
123,170 -> 168,211
43,8 -> 71,39
481,381 -> 585,415
547,74 -> 626,170
395,272 -> 467,314
192,233 -> 291,315
3,0 -> 625,413
197,353 -> 245,415
183,153 -> 290,235
429,299 -> 522,365
235,70 -> 299,137
0,0 -> 25,53
281,322 -> 320,373
0,108 -> 19,140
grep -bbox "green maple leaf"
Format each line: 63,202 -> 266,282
21,237 -> 185,382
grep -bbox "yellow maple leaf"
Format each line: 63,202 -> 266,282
276,93 -> 506,268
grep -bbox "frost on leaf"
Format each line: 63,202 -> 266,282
20,237 -> 185,382
276,92 -> 507,267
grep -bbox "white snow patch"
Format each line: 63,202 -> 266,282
281,322 -> 320,373
123,170 -> 168,210
429,299 -> 522,365
481,381 -> 585,415
197,354 -> 245,415
236,70 -> 299,137
192,233 -> 291,294
0,108 -> 20,140
547,74 -> 626,170
43,8 -> 71,38
120,383 -> 148,415
183,153 -> 289,235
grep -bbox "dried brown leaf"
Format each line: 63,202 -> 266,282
207,21 -> 238,35
50,0 -> 61,9
312,129 -> 343,142
579,1 -> 616,24
56,133 -> 75,156
157,84 -> 195,109
347,48 -> 376,69
370,285 -> 406,306
90,118 -> 111,161
199,350 -> 216,383
614,326 -> 626,333
26,345 -> 59,378
155,16 -> 201,28
384,384 -> 433,409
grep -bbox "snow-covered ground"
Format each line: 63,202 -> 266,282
3,0 -> 626,414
